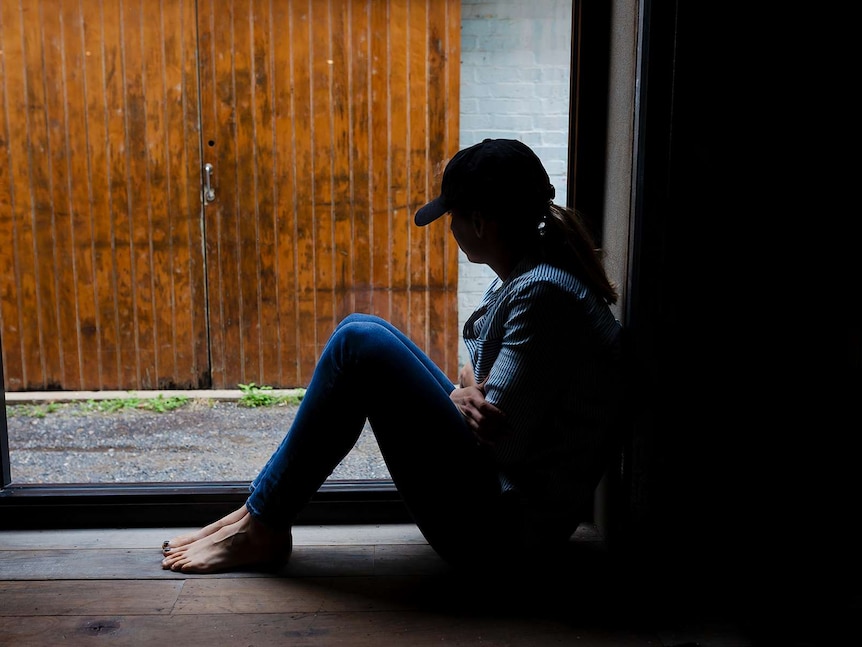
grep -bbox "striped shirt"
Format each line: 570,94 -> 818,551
463,257 -> 623,521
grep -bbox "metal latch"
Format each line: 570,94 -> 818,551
203,163 -> 216,204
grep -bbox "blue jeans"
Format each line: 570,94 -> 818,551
246,313 -> 518,567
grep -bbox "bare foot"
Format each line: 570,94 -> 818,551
160,508 -> 292,574
162,505 -> 249,549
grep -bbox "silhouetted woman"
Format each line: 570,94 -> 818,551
161,139 -> 622,574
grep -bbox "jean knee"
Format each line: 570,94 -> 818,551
328,318 -> 386,360
335,312 -> 383,331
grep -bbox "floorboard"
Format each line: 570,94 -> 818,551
0,612 -> 661,647
0,523 -> 774,646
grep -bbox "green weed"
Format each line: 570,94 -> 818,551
78,394 -> 190,413
5,394 -> 191,417
141,394 -> 190,412
80,398 -> 141,413
237,383 -> 304,408
5,387 -> 302,417
4,402 -> 61,418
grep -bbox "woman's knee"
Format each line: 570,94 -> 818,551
334,314 -> 385,340
335,312 -> 384,331
328,318 -> 391,361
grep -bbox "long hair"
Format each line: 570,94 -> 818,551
537,203 -> 619,305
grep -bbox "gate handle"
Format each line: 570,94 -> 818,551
203,163 -> 216,203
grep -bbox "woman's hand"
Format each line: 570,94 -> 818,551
450,378 -> 507,446
458,361 -> 476,388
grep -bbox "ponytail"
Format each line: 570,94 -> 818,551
538,204 -> 618,305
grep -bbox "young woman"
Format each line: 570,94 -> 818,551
161,139 -> 623,574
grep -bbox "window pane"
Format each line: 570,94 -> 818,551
1,0 -> 572,487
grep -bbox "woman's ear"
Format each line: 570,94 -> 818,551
470,210 -> 485,237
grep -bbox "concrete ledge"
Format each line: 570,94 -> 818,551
4,389 -> 304,404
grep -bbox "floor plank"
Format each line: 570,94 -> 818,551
0,544 -> 449,581
0,523 -> 428,550
0,611 -> 659,647
0,580 -> 182,615
0,524 -> 448,581
171,574 -> 473,615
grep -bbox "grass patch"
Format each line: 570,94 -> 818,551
5,393 -> 191,417
4,402 -> 62,418
237,383 -> 305,408
5,386 -> 303,418
79,393 -> 191,414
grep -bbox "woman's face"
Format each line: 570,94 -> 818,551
449,207 -> 485,263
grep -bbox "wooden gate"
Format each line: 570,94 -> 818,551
0,0 -> 460,391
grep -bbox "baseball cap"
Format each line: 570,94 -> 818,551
414,138 -> 555,226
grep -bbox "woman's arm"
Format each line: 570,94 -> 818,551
449,378 -> 507,446
458,360 -> 476,388
479,279 -> 595,463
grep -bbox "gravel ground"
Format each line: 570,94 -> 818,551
5,399 -> 390,484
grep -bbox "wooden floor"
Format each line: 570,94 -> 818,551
0,523 -> 806,646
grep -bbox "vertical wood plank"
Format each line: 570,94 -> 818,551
408,0 -> 430,355
348,1 -> 372,316
209,0 -> 246,386
122,0 -> 156,388
140,0 -> 169,388
0,1 -> 26,390
429,0 -> 460,380
41,0 -> 78,389
23,0 -> 62,389
271,0 -> 301,386
388,1 -> 410,335
368,1 -> 391,325
291,0 -> 318,382
309,1 -> 336,357
331,0 -> 354,325
59,0 -> 99,389
250,0 -> 278,385
162,0 -> 208,389
197,0 -> 226,388
233,0 -> 262,385
84,0 -> 123,389
105,0 -> 139,388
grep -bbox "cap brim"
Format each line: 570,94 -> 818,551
414,196 -> 449,226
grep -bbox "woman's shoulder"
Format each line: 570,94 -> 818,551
505,261 -> 621,336
506,260 -> 589,299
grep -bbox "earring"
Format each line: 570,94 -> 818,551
537,214 -> 547,237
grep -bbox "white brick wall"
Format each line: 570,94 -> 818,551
457,0 -> 573,366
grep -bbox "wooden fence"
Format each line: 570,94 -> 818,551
0,0 -> 460,391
